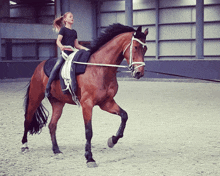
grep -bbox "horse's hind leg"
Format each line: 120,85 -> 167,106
48,97 -> 65,154
99,99 -> 128,148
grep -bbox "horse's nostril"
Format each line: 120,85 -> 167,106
136,72 -> 141,77
134,71 -> 142,79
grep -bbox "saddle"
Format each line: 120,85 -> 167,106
44,49 -> 91,105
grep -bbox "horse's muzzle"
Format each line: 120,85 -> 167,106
130,62 -> 145,79
132,70 -> 144,79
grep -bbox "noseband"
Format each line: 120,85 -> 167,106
122,33 -> 147,71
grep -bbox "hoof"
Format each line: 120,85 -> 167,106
53,153 -> 64,160
54,151 -> 62,155
21,147 -> 29,153
53,150 -> 62,154
87,162 -> 98,168
53,147 -> 62,154
21,143 -> 29,153
107,137 -> 115,148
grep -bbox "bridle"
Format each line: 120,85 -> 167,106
61,32 -> 147,73
122,32 -> 147,71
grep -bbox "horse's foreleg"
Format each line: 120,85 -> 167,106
100,99 -> 128,148
48,98 -> 65,154
108,107 -> 128,148
81,100 -> 97,167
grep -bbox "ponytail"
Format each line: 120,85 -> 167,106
53,16 -> 64,33
53,12 -> 72,33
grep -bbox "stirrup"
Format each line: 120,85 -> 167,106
45,88 -> 51,98
62,83 -> 80,106
70,88 -> 80,106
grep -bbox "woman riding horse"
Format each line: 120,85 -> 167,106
22,23 -> 148,167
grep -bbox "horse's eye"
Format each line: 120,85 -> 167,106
135,46 -> 138,50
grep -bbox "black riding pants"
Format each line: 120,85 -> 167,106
46,56 -> 65,89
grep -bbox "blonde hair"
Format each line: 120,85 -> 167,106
53,12 -> 72,32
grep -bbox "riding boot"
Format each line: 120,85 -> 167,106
45,57 -> 65,97
70,63 -> 77,93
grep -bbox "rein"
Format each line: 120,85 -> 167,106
71,61 -> 128,68
62,47 -> 128,69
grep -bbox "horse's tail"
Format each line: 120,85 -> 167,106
24,81 -> 49,135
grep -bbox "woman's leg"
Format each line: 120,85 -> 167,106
45,57 -> 65,97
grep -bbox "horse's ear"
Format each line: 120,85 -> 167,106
137,26 -> 142,33
144,28 -> 148,36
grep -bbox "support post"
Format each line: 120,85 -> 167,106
55,0 -> 61,17
55,0 -> 61,58
155,0 -> 159,59
0,0 -> 10,20
92,1 -> 98,39
6,39 -> 12,60
0,23 -> 2,61
196,0 -> 204,59
96,1 -> 102,37
125,0 -> 133,27
0,0 -> 10,61
60,0 -> 70,15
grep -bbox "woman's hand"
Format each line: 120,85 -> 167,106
74,39 -> 89,51
60,45 -> 65,51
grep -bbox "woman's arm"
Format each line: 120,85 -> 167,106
56,34 -> 65,51
74,39 -> 89,50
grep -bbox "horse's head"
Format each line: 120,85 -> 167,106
123,26 -> 148,79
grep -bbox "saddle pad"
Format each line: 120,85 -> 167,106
74,50 -> 91,75
44,58 -> 59,80
44,50 -> 91,79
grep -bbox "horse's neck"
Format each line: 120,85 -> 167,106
88,33 -> 131,82
91,33 -> 131,65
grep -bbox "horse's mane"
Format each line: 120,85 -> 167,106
90,23 -> 135,55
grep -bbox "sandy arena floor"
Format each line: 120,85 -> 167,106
0,79 -> 220,176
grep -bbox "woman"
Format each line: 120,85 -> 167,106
45,12 -> 88,97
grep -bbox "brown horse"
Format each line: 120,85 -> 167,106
22,23 -> 148,167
